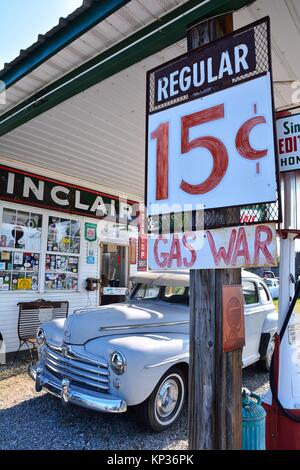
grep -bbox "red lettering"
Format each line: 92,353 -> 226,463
236,116 -> 267,160
278,138 -> 284,154
253,225 -> 274,265
231,227 -> 250,266
207,229 -> 237,266
180,104 -> 228,195
182,232 -> 197,268
286,137 -> 293,153
167,235 -> 182,268
151,122 -> 169,200
154,236 -> 169,268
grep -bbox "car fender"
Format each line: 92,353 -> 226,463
259,308 -> 278,359
85,332 -> 189,406
261,309 -> 278,335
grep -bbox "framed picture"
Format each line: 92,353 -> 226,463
13,252 -> 23,265
1,252 -> 11,261
222,285 -> 245,352
85,223 -> 97,242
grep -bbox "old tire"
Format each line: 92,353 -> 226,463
139,366 -> 186,432
257,335 -> 275,372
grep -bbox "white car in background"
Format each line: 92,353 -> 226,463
264,278 -> 279,299
29,270 -> 277,432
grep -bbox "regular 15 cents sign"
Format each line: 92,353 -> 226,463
146,18 -> 278,217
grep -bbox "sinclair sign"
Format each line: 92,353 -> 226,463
277,113 -> 300,172
145,18 -> 279,270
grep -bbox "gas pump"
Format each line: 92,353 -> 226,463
262,133 -> 300,448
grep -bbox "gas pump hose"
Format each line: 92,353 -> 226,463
269,280 -> 300,423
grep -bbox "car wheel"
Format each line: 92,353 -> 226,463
140,366 -> 186,432
258,335 -> 275,372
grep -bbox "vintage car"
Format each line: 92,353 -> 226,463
264,278 -> 280,299
28,270 -> 277,432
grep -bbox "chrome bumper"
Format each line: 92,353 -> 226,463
28,362 -> 127,414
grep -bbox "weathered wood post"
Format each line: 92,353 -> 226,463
187,14 -> 243,450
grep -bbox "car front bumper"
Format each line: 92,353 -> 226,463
28,362 -> 127,414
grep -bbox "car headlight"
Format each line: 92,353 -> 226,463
36,327 -> 46,346
110,351 -> 127,375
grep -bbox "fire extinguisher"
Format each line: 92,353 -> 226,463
263,279 -> 300,449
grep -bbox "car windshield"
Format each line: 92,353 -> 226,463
131,278 -> 264,306
131,283 -> 189,305
265,279 -> 273,286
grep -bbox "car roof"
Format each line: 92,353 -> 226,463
130,269 -> 262,287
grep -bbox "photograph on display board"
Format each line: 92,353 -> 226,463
0,271 -> 10,291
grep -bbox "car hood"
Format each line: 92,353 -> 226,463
60,301 -> 189,345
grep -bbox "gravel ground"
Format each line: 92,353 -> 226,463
0,362 -> 269,450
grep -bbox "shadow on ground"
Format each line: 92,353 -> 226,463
0,386 -> 188,450
0,363 -> 269,450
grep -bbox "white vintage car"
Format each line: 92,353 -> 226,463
264,278 -> 280,299
29,270 -> 277,432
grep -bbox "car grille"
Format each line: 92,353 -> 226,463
41,344 -> 110,393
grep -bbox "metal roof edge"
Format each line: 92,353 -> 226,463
0,0 -> 130,90
0,0 -> 254,137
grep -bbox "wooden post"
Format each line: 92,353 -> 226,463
187,14 -> 243,450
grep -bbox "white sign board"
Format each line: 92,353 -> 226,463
103,287 -> 129,296
147,74 -> 277,216
148,223 -> 277,270
277,113 -> 300,172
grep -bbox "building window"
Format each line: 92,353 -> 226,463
0,208 -> 42,291
45,216 -> 80,291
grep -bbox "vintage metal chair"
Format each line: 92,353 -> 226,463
14,299 -> 69,362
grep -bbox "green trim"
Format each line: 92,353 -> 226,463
85,223 -> 98,242
0,0 -> 131,90
0,0 -> 254,137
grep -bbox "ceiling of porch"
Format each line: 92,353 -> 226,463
0,0 -> 299,200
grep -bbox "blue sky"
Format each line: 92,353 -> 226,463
0,0 -> 82,69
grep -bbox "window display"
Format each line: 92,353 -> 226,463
0,251 -> 39,291
0,207 -> 82,293
44,273 -> 78,291
0,208 -> 42,291
45,217 -> 81,291
47,217 -> 80,253
0,208 -> 42,250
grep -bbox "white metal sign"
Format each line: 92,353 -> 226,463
103,287 -> 129,296
277,113 -> 300,173
147,73 -> 277,216
148,223 -> 277,270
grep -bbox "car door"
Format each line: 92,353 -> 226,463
242,278 -> 267,367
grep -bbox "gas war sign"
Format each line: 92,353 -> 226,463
146,18 -> 278,270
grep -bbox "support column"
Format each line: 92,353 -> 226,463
187,14 -> 243,450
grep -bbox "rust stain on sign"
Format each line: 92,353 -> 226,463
222,285 -> 245,352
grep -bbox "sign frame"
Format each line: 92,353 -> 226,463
277,111 -> 300,173
84,222 -> 97,242
222,285 -> 245,353
147,223 -> 278,271
0,164 -> 138,223
145,16 -> 282,230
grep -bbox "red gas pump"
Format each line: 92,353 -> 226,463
263,109 -> 300,449
263,274 -> 300,450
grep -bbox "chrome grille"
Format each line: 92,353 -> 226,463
41,344 -> 110,392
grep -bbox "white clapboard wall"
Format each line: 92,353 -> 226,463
0,224 -> 99,354
0,158 -> 138,354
